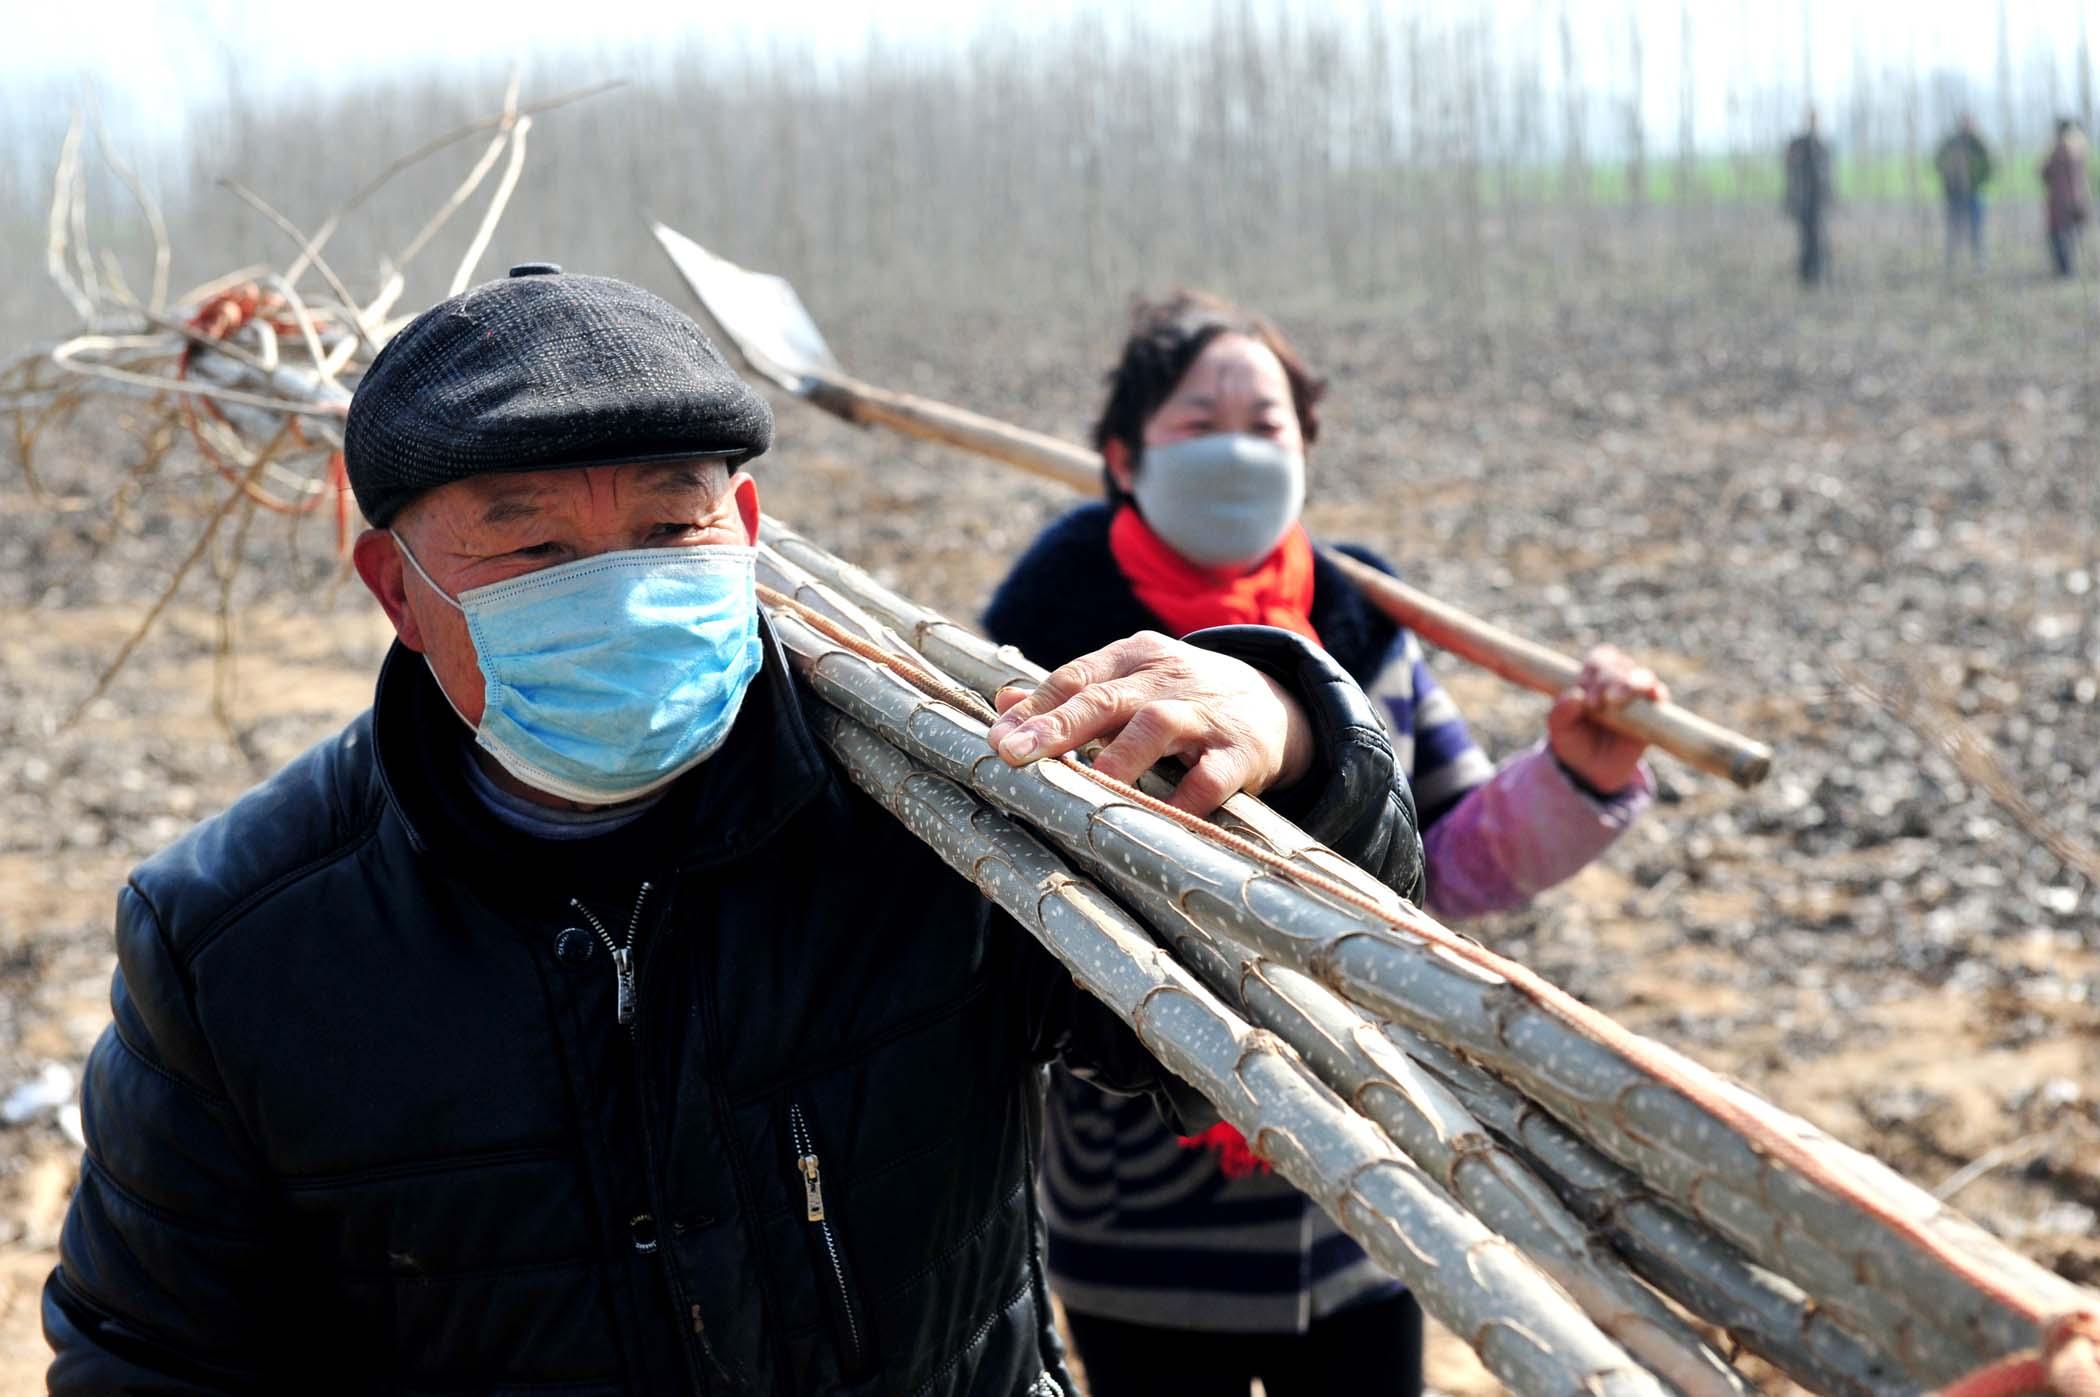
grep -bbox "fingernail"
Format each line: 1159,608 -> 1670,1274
986,720 -> 1014,745
999,729 -> 1040,761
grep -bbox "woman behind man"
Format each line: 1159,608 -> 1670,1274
983,293 -> 1664,1396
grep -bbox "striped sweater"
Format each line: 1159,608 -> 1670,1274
983,504 -> 1651,1333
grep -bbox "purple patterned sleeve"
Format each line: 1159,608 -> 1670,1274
1419,743 -> 1653,922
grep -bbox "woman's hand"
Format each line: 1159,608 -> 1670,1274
1545,644 -> 1667,795
985,631 -> 1312,815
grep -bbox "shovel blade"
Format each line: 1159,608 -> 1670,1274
652,223 -> 840,394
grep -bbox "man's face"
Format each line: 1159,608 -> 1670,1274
352,460 -> 761,726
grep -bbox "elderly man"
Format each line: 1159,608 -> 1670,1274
43,266 -> 1422,1396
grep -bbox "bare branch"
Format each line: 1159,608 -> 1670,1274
448,116 -> 533,296
217,180 -> 377,353
45,114 -> 96,323
89,89 -> 173,312
95,250 -> 139,309
391,119 -> 513,277
288,78 -> 624,286
1840,663 -> 2100,889
49,335 -> 349,419
171,263 -> 272,310
255,275 -> 339,388
360,79 -> 524,323
62,421 -> 296,729
66,121 -> 102,311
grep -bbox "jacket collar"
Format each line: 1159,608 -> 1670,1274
371,617 -> 833,900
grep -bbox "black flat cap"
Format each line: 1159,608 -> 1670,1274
344,265 -> 773,526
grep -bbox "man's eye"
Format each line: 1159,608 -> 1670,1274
652,522 -> 703,539
509,542 -> 561,559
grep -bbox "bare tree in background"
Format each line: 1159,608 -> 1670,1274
1559,3 -> 1586,206
1997,0 -> 2017,151
8,0 -> 2100,353
1357,0 -> 1397,294
1624,8 -> 1648,211
1846,32 -> 1873,202
1799,0 -> 1814,107
1676,0 -> 1697,211
1406,6 -> 1429,288
1905,35 -> 1924,212
1456,17 -> 1488,318
1728,0 -> 1754,202
2080,16 -> 2095,139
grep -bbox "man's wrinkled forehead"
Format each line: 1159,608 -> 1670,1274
406,460 -> 729,531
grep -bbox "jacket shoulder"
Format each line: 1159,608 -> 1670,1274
985,504 -> 1116,612
127,711 -> 389,968
982,504 -> 1156,668
1327,540 -> 1397,577
1309,539 -> 1404,684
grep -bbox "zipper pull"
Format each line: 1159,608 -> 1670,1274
611,945 -> 636,1026
798,1152 -> 826,1221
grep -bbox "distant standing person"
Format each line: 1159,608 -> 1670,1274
1785,109 -> 1833,286
2042,117 -> 2091,276
1935,115 -> 1994,268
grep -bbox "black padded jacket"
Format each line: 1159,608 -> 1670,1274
44,621 -> 1420,1396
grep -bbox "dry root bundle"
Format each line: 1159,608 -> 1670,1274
11,102 -> 2097,1397
2,81 -> 614,723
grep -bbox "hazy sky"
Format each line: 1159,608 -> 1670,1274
3,0 -> 2093,157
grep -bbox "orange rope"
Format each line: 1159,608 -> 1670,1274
176,282 -> 351,548
757,584 -> 1000,722
760,583 -> 2098,1381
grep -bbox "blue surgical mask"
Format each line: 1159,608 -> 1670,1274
394,534 -> 765,805
1132,433 -> 1306,570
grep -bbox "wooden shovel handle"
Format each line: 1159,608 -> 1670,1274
1322,550 -> 1772,788
797,367 -> 1772,787
805,373 -> 1102,493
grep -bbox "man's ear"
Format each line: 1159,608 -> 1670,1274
1102,439 -> 1136,495
730,471 -> 761,545
352,528 -> 427,653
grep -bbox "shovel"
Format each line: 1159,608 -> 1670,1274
654,223 -> 1772,789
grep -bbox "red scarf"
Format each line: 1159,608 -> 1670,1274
1177,1121 -> 1271,1178
1107,507 -> 1319,644
1109,506 -> 1315,1179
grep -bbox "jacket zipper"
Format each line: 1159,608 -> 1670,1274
570,882 -> 652,1028
571,882 -> 735,1395
788,1101 -> 866,1372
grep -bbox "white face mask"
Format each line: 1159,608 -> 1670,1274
1132,433 -> 1307,570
